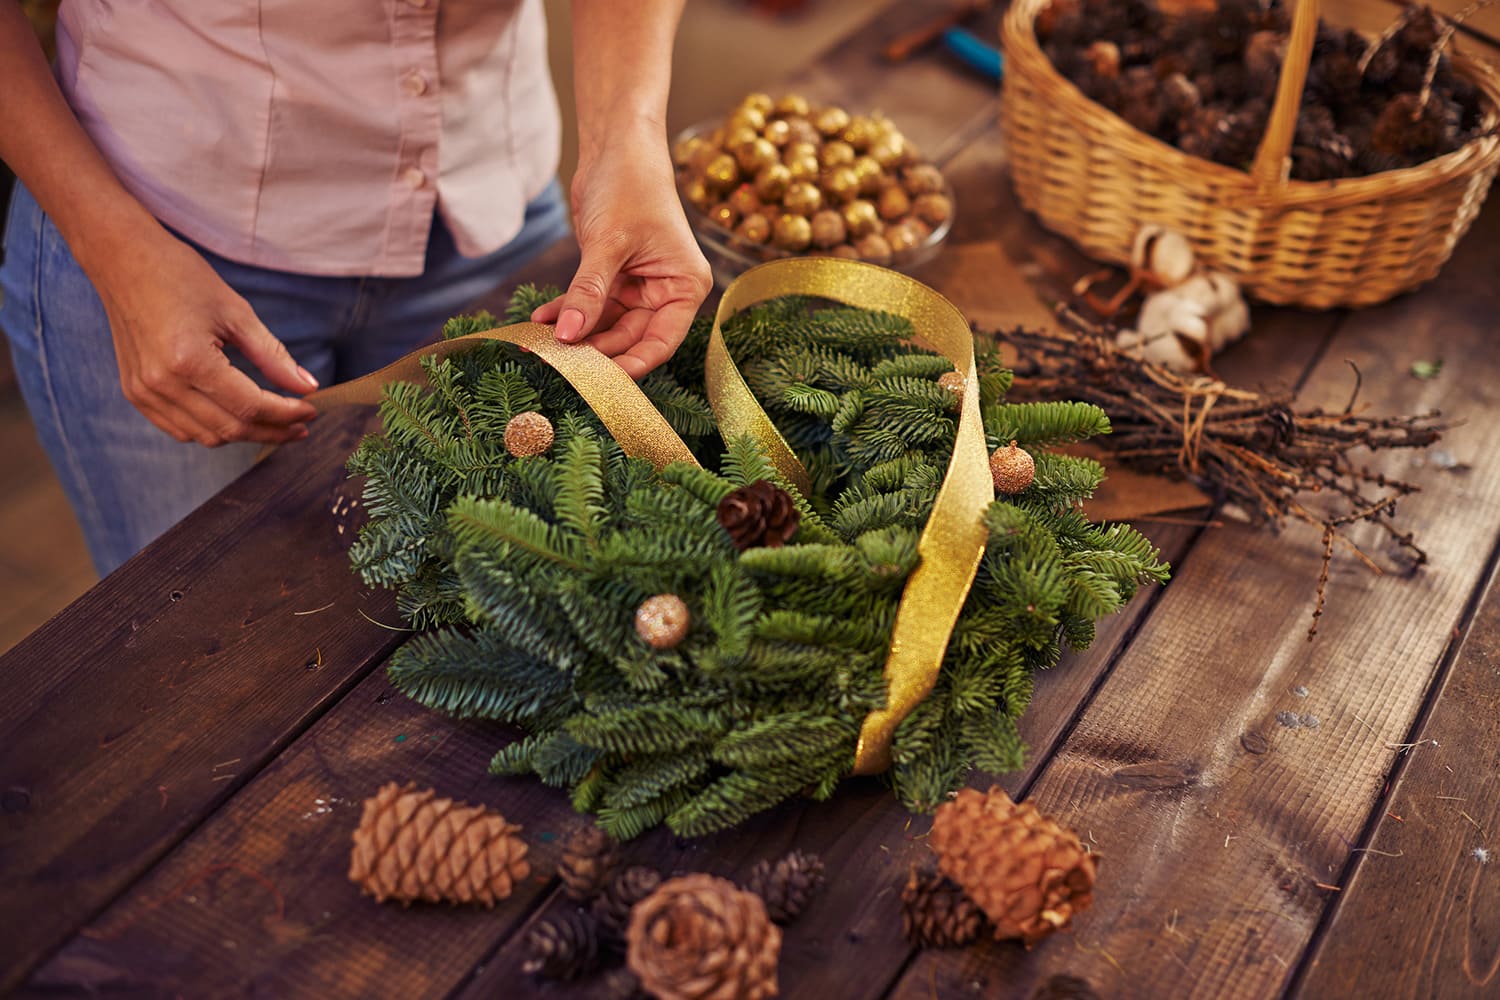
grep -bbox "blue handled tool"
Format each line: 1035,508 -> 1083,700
941,26 -> 1003,83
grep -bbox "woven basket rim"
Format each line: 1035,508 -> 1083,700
1001,0 -> 1500,209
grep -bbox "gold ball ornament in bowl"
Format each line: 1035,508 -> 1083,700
736,213 -> 772,245
773,93 -> 811,119
754,163 -> 792,202
820,140 -> 856,170
810,209 -> 848,249
855,232 -> 893,265
773,213 -> 813,252
741,92 -> 774,116
736,137 -> 779,175
708,202 -> 739,231
763,119 -> 792,147
782,180 -> 823,217
815,106 -> 852,137
878,185 -> 912,222
822,165 -> 861,204
705,153 -> 740,191
842,199 -> 880,238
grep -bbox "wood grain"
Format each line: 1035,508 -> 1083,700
1292,563 -> 1500,998
892,172 -> 1500,1000
0,407 -> 405,992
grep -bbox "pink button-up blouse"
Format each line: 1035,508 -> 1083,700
55,0 -> 563,277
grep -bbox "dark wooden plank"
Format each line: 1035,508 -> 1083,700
0,406 -> 406,992
1291,562 -> 1500,998
892,182 -> 1500,1000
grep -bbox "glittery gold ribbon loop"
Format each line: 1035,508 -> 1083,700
706,259 -> 995,775
302,322 -> 700,472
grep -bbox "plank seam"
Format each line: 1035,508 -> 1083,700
15,629 -> 411,991
1280,524 -> 1500,998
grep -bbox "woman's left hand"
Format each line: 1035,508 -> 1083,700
532,126 -> 711,380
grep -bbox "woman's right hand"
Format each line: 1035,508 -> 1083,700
93,229 -> 320,447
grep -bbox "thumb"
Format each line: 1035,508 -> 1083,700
555,239 -> 625,343
227,308 -> 318,395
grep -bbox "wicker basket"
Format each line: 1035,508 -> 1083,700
1000,0 -> 1500,308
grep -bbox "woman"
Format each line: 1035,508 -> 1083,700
0,0 -> 711,575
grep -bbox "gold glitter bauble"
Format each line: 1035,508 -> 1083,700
885,219 -> 923,254
773,93 -> 811,118
822,165 -> 860,204
903,163 -> 945,196
705,153 -> 740,190
783,141 -> 819,166
842,116 -> 879,152
504,411 -> 554,458
810,208 -> 847,249
870,137 -> 908,170
878,185 -> 911,222
855,232 -> 892,265
742,92 -> 774,116
728,184 -> 761,217
635,594 -> 690,650
842,199 -> 880,238
763,119 -> 792,147
736,213 -> 772,245
913,192 -> 953,228
709,202 -> 739,231
853,155 -> 885,195
785,117 -> 821,147
725,125 -> 759,155
754,163 -> 792,202
729,106 -> 767,135
673,136 -> 709,170
786,154 -> 821,183
989,442 -> 1036,494
820,140 -> 856,170
937,371 -> 966,403
682,178 -> 713,213
814,106 -> 851,137
736,137 -> 779,175
773,213 -> 813,251
782,180 -> 823,217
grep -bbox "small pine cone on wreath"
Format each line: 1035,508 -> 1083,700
348,782 -> 529,907
900,866 -> 985,949
627,873 -> 782,1000
717,479 -> 799,551
744,849 -> 826,925
592,864 -> 665,945
928,786 -> 1097,947
558,822 -> 622,901
522,909 -> 602,981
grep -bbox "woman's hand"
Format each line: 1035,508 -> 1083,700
533,125 -> 710,379
93,227 -> 319,447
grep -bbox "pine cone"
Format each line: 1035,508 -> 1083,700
627,873 -> 782,1000
900,866 -> 985,949
717,480 -> 799,551
559,822 -> 622,901
348,782 -> 530,907
600,967 -> 649,1000
593,865 -> 664,944
744,849 -> 826,925
522,909 -> 601,981
928,786 -> 1098,947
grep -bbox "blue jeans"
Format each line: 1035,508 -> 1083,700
0,181 -> 570,576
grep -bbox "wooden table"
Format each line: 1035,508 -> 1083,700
3,4 -> 1497,998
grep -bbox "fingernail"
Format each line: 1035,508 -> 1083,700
556,308 -> 585,343
298,365 -> 319,389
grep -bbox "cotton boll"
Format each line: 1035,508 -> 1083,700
1203,273 -> 1250,351
1118,285 -> 1212,372
1131,225 -> 1197,288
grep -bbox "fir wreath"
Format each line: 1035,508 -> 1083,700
346,284 -> 1168,838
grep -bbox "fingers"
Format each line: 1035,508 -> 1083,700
552,232 -> 629,344
227,308 -> 319,396
613,298 -> 700,380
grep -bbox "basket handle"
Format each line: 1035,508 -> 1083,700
1251,0 -> 1320,189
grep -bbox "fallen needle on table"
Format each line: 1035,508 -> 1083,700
293,601 -> 337,616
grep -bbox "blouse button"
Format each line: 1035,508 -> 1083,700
403,73 -> 428,97
402,167 -> 427,191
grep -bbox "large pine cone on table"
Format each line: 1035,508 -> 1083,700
928,786 -> 1097,946
626,873 -> 782,1000
348,782 -> 530,907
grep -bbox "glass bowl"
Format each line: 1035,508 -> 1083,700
672,119 -> 954,287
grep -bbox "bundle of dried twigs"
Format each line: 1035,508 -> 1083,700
986,308 -> 1449,638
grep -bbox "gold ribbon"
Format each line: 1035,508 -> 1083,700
309,259 -> 992,774
298,321 -> 698,471
704,259 -> 993,774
